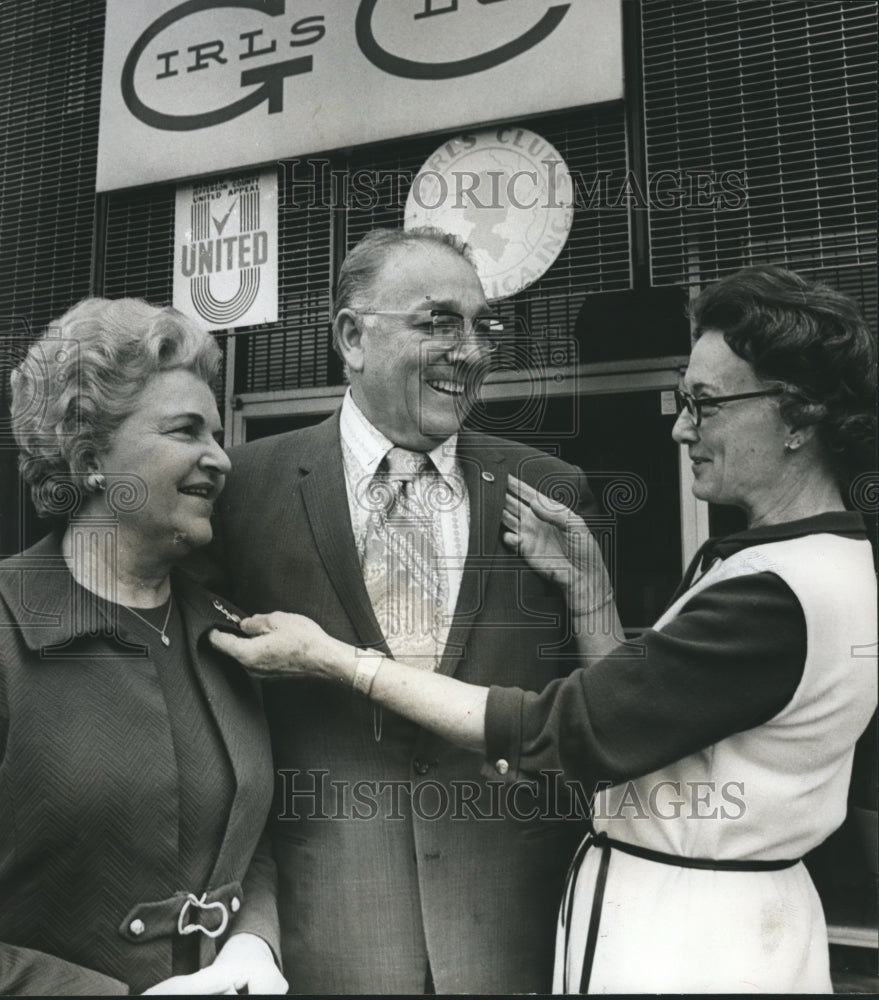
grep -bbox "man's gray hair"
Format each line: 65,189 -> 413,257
331,227 -> 474,359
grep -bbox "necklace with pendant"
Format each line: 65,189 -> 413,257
123,595 -> 173,646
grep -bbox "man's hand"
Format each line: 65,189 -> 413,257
210,611 -> 352,682
142,932 -> 287,994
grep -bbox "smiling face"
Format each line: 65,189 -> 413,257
341,242 -> 491,450
90,368 -> 231,568
672,330 -> 791,523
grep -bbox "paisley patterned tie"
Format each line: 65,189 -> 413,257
361,446 -> 448,669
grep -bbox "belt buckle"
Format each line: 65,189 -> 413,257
177,892 -> 229,939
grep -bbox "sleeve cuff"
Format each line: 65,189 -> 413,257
484,684 -> 526,781
228,915 -> 282,969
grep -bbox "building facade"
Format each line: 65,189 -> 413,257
1,0 -> 876,975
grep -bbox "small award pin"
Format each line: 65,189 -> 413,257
212,598 -> 242,625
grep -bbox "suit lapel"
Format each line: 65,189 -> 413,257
291,421 -> 510,670
298,415 -> 389,652
438,434 -> 507,677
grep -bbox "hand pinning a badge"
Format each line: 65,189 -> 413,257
209,612 -> 359,685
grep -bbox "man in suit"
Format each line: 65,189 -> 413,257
210,228 -> 596,994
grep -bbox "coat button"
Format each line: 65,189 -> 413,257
495,759 -> 510,775
130,918 -> 145,936
230,896 -> 241,913
481,471 -> 495,483
413,759 -> 430,775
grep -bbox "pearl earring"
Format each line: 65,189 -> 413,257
86,472 -> 107,492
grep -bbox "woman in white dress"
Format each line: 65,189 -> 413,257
213,264 -> 877,993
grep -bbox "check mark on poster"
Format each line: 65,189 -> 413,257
212,198 -> 239,235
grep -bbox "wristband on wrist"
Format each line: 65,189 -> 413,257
352,652 -> 384,697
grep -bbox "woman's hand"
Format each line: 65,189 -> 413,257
209,611 -> 355,683
502,475 -> 613,616
214,612 -> 488,753
142,932 -> 287,994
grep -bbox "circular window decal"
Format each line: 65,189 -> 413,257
405,127 -> 574,302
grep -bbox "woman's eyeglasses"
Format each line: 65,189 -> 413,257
674,387 -> 783,427
355,309 -> 503,352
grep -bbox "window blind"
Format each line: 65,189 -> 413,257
642,0 -> 877,318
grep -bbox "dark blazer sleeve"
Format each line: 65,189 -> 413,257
0,944 -> 128,996
571,463 -> 599,518
578,468 -> 598,517
0,592 -> 127,994
484,571 -> 807,786
229,828 -> 282,966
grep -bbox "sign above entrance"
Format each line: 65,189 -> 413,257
97,0 -> 623,191
404,128 -> 574,301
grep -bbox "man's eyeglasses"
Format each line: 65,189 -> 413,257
355,309 -> 504,352
674,387 -> 783,427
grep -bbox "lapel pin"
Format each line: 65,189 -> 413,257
212,598 -> 242,625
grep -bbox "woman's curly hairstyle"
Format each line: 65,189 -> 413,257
692,265 -> 877,487
10,297 -> 221,518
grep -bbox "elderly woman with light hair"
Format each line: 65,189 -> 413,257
0,298 -> 286,995
215,265 -> 877,994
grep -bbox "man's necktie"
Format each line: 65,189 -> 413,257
361,446 -> 448,668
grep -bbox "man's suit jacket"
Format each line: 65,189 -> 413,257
211,412 -> 596,994
0,533 -> 279,995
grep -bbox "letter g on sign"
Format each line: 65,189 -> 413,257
121,0 -> 313,131
356,0 -> 571,79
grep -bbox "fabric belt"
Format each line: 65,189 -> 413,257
118,879 -> 242,946
559,827 -> 800,993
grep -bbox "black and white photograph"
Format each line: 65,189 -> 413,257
0,1 -> 876,994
